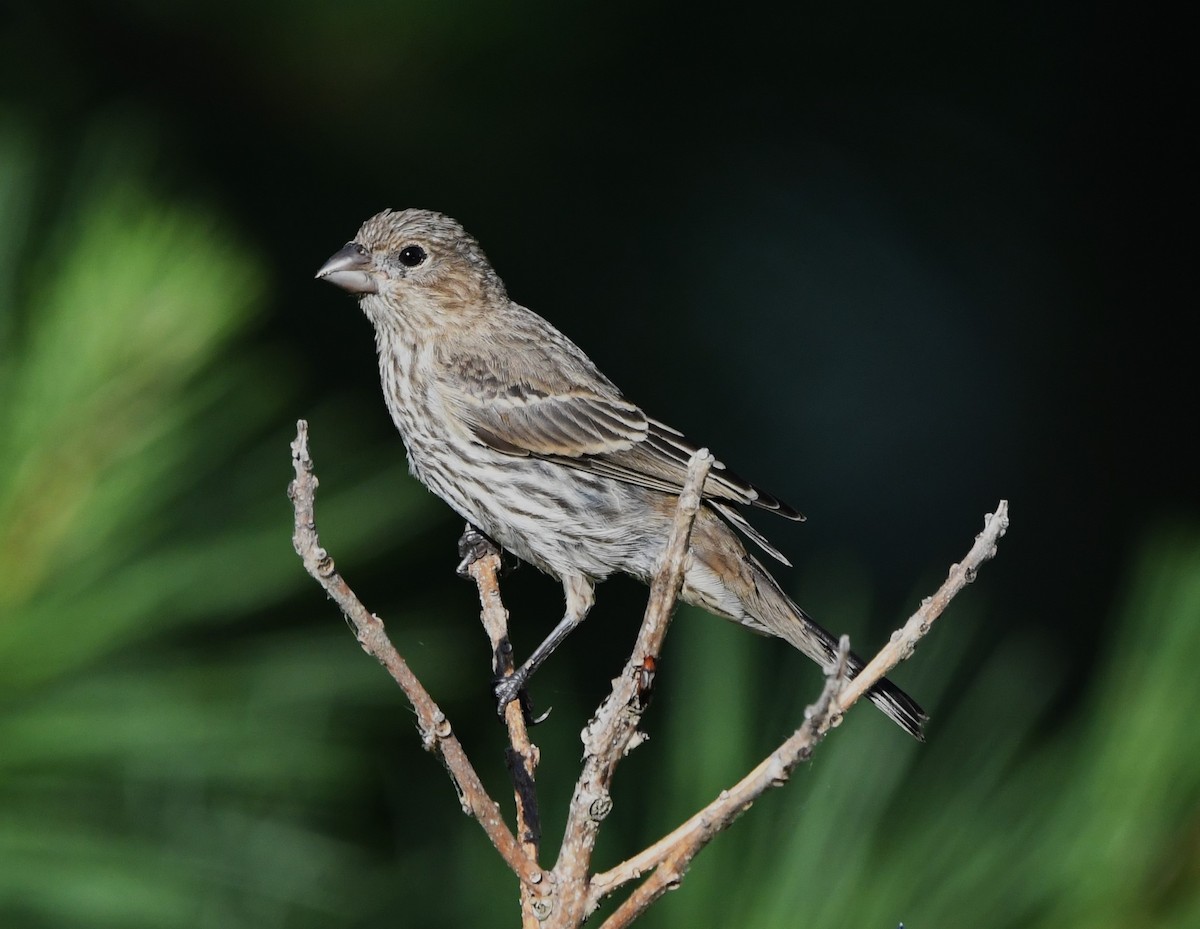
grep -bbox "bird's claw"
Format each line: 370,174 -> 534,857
493,673 -> 525,714
457,524 -> 500,578
493,673 -> 551,725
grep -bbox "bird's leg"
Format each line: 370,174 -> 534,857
456,522 -> 501,578
494,574 -> 596,716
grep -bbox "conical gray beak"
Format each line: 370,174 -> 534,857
315,243 -> 378,294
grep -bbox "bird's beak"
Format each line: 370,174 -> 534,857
315,243 -> 379,294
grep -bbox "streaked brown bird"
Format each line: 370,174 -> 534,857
316,209 -> 926,738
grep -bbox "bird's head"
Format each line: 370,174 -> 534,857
316,209 -> 506,322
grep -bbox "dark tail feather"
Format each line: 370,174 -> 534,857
848,652 -> 928,741
777,613 -> 928,740
766,584 -> 927,738
739,553 -> 928,739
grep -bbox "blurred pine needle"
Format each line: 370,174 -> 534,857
622,533 -> 1200,929
0,119 -> 445,928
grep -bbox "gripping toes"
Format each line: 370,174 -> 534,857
457,523 -> 500,578
492,671 -> 526,715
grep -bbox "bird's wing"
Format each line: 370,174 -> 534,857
457,383 -> 651,458
440,340 -> 805,530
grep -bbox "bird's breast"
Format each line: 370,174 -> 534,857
372,332 -> 668,582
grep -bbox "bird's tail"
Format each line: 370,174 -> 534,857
682,508 -> 927,739
749,559 -> 927,740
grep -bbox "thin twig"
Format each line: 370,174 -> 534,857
548,450 -> 714,928
464,549 -> 545,925
833,501 -> 1009,718
287,420 -> 543,891
586,502 -> 1010,922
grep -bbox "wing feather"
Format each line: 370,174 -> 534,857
438,336 -> 804,563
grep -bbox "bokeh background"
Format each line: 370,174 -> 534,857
2,3 -> 1194,927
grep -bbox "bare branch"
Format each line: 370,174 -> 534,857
463,545 -> 544,921
290,418 -> 1009,929
287,420 -> 543,891
832,501 -> 1009,720
550,450 -> 714,927
586,502 -> 1010,922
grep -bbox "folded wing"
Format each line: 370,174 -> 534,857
441,342 -> 803,563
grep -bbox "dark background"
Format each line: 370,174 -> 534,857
2,3 -> 1194,928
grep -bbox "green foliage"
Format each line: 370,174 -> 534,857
0,118 -> 444,928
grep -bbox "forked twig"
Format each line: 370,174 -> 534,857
289,419 -> 1009,928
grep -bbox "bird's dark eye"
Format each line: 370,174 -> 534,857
398,245 -> 427,268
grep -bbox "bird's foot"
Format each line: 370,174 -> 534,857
493,671 -> 550,726
457,524 -> 501,578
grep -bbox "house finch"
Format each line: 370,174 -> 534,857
316,209 -> 926,739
